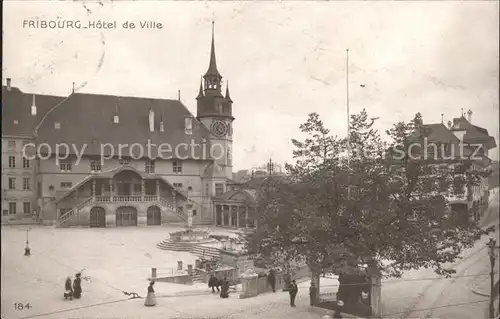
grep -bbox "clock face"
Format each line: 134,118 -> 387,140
211,121 -> 228,138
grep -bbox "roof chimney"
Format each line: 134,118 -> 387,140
160,111 -> 164,132
6,78 -> 11,91
113,105 -> 119,123
185,117 -> 193,135
149,109 -> 155,132
31,94 -> 37,116
467,109 -> 472,123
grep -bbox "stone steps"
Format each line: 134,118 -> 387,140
156,240 -> 222,260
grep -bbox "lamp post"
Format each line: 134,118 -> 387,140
24,227 -> 31,256
487,238 -> 498,319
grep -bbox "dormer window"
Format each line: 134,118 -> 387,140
185,117 -> 193,135
14,120 -> 19,124
54,122 -> 61,129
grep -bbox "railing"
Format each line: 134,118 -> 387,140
58,197 -> 94,224
159,197 -> 187,220
59,194 -> 186,225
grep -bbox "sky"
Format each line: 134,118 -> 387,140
3,0 -> 499,171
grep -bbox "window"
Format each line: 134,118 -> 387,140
37,182 -> 42,197
23,157 -> 30,168
192,209 -> 197,216
8,202 -> 16,215
8,156 -> 16,168
54,122 -> 60,129
23,202 -> 31,215
227,149 -> 232,166
90,159 -> 102,172
8,140 -> 16,149
8,178 -> 16,190
178,206 -> 184,214
60,182 -> 73,189
173,160 -> 182,174
205,183 -> 210,196
145,159 -> 155,173
173,183 -> 183,189
187,186 -> 192,191
23,178 -> 31,190
60,159 -> 72,172
215,183 -> 224,196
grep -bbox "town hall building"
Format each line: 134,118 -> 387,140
2,23 -> 257,228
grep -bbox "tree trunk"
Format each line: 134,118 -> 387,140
309,265 -> 321,306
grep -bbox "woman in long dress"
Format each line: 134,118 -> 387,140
73,273 -> 82,299
144,281 -> 156,307
64,277 -> 73,300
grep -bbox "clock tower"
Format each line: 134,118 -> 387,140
196,22 -> 234,180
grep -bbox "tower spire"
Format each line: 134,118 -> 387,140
197,76 -> 204,99
205,21 -> 221,78
225,81 -> 233,103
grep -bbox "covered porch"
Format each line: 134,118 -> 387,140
56,166 -> 187,227
212,189 -> 258,228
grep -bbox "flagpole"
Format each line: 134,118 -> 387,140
346,49 -> 351,200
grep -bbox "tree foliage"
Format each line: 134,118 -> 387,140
244,110 -> 493,278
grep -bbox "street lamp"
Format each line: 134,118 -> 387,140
24,227 -> 31,256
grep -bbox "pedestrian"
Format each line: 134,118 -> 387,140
144,281 -> 157,307
268,269 -> 276,292
309,280 -> 317,306
288,279 -> 298,307
208,274 -> 220,293
64,277 -> 73,300
333,300 -> 344,318
220,277 -> 229,298
73,273 -> 82,299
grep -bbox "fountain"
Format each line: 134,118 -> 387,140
157,203 -> 216,251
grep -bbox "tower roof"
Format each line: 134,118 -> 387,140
196,76 -> 204,99
225,81 -> 233,103
204,21 -> 222,79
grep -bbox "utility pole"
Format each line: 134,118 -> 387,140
487,238 -> 497,318
346,48 -> 351,200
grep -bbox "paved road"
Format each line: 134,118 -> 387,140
401,232 -> 498,319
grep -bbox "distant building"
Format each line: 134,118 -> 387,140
421,111 -> 496,222
1,23 -> 251,228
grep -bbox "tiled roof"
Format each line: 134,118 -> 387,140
2,86 -> 65,137
422,123 -> 461,144
450,116 -> 496,147
213,189 -> 258,205
34,92 -> 213,159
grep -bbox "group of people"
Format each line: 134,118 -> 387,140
208,274 -> 231,298
63,273 -> 82,300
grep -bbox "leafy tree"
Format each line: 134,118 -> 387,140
244,110 -> 493,308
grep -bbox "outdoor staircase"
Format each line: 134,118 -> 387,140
192,269 -> 205,283
57,195 -> 187,227
156,239 -> 222,261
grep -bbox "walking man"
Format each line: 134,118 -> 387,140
288,279 -> 298,307
268,269 -> 276,292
